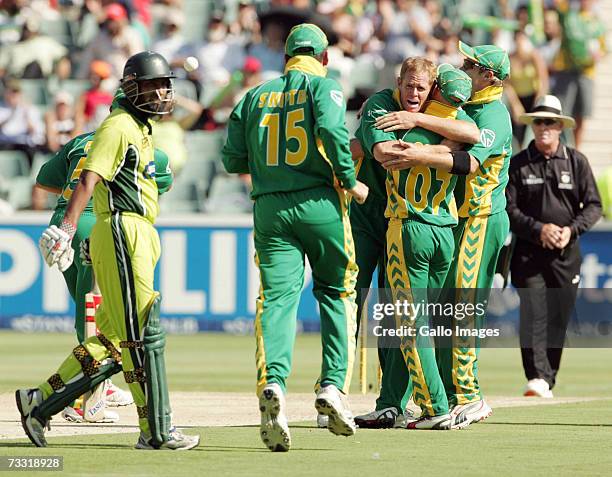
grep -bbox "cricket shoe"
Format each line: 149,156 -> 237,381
317,413 -> 329,428
314,385 -> 356,437
105,380 -> 134,407
61,406 -> 119,423
393,409 -> 417,428
354,406 -> 399,429
135,427 -> 200,451
450,400 -> 492,429
259,383 -> 291,452
405,413 -> 452,430
15,388 -> 49,447
524,379 -> 553,398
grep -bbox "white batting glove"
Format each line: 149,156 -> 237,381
56,246 -> 75,272
38,221 -> 76,270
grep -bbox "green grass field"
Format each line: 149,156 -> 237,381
1,331 -> 611,476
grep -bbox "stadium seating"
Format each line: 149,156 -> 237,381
0,150 -> 30,179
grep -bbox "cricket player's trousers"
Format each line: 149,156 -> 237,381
50,209 -> 96,344
383,218 -> 455,416
437,211 -> 509,406
253,185 -> 358,396
38,212 -> 161,435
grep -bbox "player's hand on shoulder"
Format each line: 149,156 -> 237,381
347,181 -> 369,205
375,111 -> 419,132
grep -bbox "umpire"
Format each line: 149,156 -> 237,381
506,95 -> 602,398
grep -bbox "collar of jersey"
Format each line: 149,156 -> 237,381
117,97 -> 153,132
284,56 -> 327,77
392,89 -> 402,109
423,100 -> 458,119
465,85 -> 503,105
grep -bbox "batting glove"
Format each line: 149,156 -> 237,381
79,237 -> 92,266
39,220 -> 76,271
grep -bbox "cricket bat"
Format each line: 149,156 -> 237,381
82,272 -> 106,422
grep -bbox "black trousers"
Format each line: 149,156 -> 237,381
511,243 -> 581,389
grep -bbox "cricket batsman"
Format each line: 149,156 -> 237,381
16,51 -> 199,450
380,43 -> 513,428
222,23 -> 368,452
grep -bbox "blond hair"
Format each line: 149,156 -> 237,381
399,57 -> 437,86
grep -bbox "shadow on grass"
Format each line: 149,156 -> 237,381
484,422 -> 612,428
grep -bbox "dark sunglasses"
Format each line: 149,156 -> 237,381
462,59 -> 492,74
533,118 -> 559,126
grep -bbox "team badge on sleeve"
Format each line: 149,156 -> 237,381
480,129 -> 496,148
143,161 -> 156,179
330,90 -> 344,107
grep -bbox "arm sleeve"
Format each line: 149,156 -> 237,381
357,93 -> 398,154
153,148 -> 173,195
221,93 -> 250,174
506,164 -> 544,243
36,139 -> 72,190
569,151 -> 602,237
312,78 -> 356,190
466,111 -> 509,164
83,116 -> 129,181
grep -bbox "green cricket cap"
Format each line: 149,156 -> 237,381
437,63 -> 472,107
459,41 -> 510,80
285,23 -> 328,57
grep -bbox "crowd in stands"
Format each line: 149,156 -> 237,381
0,0 -> 608,215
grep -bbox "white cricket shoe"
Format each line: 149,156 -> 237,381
15,388 -> 49,447
354,407 -> 399,429
135,427 -> 200,451
405,413 -> 452,430
105,380 -> 134,407
450,400 -> 493,429
61,406 -> 119,423
393,409 -> 417,428
317,413 -> 329,428
259,383 -> 291,452
314,385 -> 356,437
524,379 -> 553,398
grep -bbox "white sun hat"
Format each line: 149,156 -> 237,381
519,95 -> 576,129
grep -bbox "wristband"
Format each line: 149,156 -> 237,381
450,151 -> 471,175
59,219 -> 77,240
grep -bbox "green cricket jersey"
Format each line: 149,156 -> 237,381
37,132 -> 96,214
37,128 -> 173,215
456,86 -> 512,217
222,55 -> 356,198
354,88 -> 400,202
386,100 -> 475,226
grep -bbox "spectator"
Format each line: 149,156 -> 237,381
539,8 -> 562,68
506,95 -> 602,399
151,8 -> 189,67
550,0 -> 606,147
505,29 -> 550,147
45,91 -> 82,153
248,19 -> 285,75
0,16 -> 69,79
0,78 -> 45,162
229,0 -> 261,46
75,60 -> 114,131
77,2 -> 144,81
194,10 -> 246,100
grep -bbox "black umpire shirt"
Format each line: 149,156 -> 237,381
506,140 -> 602,257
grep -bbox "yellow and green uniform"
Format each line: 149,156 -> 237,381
37,98 -> 171,436
352,88 -> 397,410
37,132 -> 172,344
438,86 -> 512,406
222,55 -> 358,395
383,100 -> 475,417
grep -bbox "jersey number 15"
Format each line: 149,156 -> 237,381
260,108 -> 308,167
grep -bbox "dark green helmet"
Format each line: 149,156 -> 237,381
121,51 -> 176,115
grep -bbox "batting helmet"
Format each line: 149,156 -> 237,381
121,51 -> 176,115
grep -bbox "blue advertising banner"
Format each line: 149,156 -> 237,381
1,213 -> 612,334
